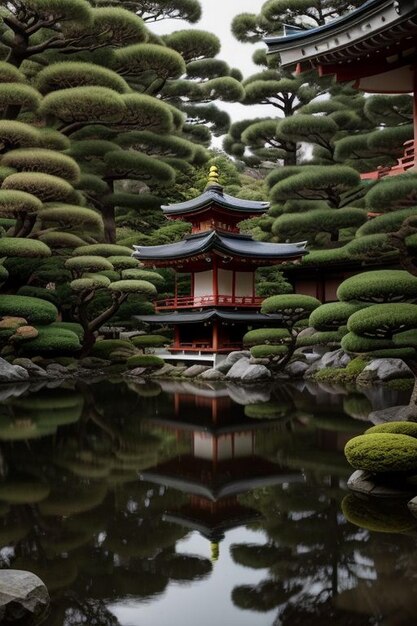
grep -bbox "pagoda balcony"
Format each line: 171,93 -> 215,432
169,341 -> 242,353
155,294 -> 263,311
361,140 -> 416,181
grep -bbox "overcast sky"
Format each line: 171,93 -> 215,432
152,0 -> 278,139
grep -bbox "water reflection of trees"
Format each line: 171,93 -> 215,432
0,380 -> 213,625
0,380 -> 415,625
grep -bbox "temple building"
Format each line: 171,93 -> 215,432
265,0 -> 417,179
133,167 -> 306,358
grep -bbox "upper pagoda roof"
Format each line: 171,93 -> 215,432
161,185 -> 269,217
133,309 -> 285,325
264,0 -> 417,91
133,230 -> 307,263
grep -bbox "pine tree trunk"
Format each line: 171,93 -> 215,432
102,179 -> 116,244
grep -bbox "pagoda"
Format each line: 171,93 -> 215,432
264,0 -> 417,179
133,167 -> 307,357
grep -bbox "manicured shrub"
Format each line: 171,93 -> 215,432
2,149 -> 80,183
366,422 -> 417,438
250,344 -> 288,359
127,355 -> 165,369
309,302 -> 363,330
0,296 -> 57,324
121,269 -> 165,288
73,244 -> 133,257
261,295 -> 321,319
347,304 -> 417,337
108,280 -> 157,297
0,238 -> 51,258
50,322 -> 84,340
341,332 -> 394,353
243,328 -> 290,346
2,172 -> 73,202
65,256 -> 114,273
17,286 -> 59,306
131,335 -> 170,348
337,270 -> 417,303
106,256 -> 139,271
344,433 -> 417,472
342,494 -> 417,533
91,340 -> 134,359
20,327 -> 81,354
297,330 -> 343,348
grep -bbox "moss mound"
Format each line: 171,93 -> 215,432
366,422 -> 417,438
127,355 -> 164,369
91,339 -> 134,359
345,433 -> 417,473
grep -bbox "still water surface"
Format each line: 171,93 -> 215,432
0,378 -> 414,625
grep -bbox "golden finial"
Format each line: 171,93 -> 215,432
211,542 -> 219,562
207,165 -> 220,186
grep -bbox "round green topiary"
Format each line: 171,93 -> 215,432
337,270 -> 417,304
366,422 -> 417,438
261,294 -> 321,318
243,328 -> 290,346
127,355 -> 165,369
0,295 -> 57,324
21,327 -> 81,354
347,303 -> 417,338
91,340 -> 134,359
131,335 -> 169,348
309,302 -> 363,330
250,344 -> 288,359
345,433 -> 417,473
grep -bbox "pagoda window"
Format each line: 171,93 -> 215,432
235,271 -> 254,297
218,269 -> 233,296
194,270 -> 214,297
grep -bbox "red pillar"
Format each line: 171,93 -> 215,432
212,258 -> 218,304
212,321 -> 219,352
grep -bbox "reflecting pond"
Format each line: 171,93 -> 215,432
0,377 -> 414,625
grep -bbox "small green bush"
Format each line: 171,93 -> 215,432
127,355 -> 164,369
50,322 -> 84,340
131,335 -> 169,348
337,270 -> 417,303
91,340 -> 134,359
366,422 -> 417,438
17,286 -> 59,306
243,328 -> 290,346
344,433 -> 417,472
348,303 -> 417,337
309,302 -> 363,330
21,327 -> 81,354
261,294 -> 321,317
341,332 -> 394,353
250,344 -> 288,359
0,295 -> 57,325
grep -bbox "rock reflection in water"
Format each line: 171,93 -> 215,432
0,378 -> 412,625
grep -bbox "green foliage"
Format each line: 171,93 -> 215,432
127,354 -> 165,369
121,269 -> 165,288
66,256 -> 114,274
309,302 -> 363,331
91,340 -> 134,359
270,166 -> 360,204
20,326 -> 81,354
40,86 -> 125,126
108,280 -> 157,296
0,295 -> 57,324
16,286 -> 59,306
261,295 -> 321,323
73,244 -> 133,257
337,270 -> 417,304
0,238 -> 51,258
365,174 -> 417,212
131,335 -> 169,348
342,494 -> 417,534
0,121 -> 40,150
250,344 -> 288,359
341,332 -> 394,354
243,328 -> 290,346
2,172 -> 72,202
164,30 -> 221,62
366,422 -> 417,438
344,433 -> 417,473
36,62 -> 130,94
347,304 -> 417,338
50,321 -> 84,340
356,208 -> 417,237
2,149 -> 80,184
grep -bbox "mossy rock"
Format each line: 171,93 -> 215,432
250,344 -> 288,359
366,422 -> 417,438
345,433 -> 417,473
127,355 -> 164,369
342,494 -> 417,533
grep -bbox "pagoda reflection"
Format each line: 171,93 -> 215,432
141,382 -> 304,552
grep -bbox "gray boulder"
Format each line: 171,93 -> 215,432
369,404 -> 417,423
149,364 -> 177,378
225,357 -> 251,380
241,364 -> 271,382
285,361 -> 309,377
361,358 -> 413,382
0,358 -> 29,383
128,367 -> 146,377
348,470 -> 415,498
46,363 -> 69,377
0,570 -> 49,623
222,351 -> 251,367
183,365 -> 210,378
200,368 -> 225,381
12,358 -> 48,379
227,384 -> 271,405
318,349 -> 351,370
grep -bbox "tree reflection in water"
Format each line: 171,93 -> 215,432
0,378 -> 413,625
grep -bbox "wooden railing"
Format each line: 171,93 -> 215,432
156,294 -> 263,310
170,342 -> 242,353
361,140 -> 416,181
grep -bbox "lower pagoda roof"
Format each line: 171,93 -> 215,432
134,309 -> 284,325
133,230 -> 307,268
265,0 -> 417,92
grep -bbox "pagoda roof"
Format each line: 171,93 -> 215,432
163,506 -> 261,541
145,415 -> 285,435
134,308 -> 284,325
133,230 -> 307,263
264,0 -> 417,91
161,184 -> 269,216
